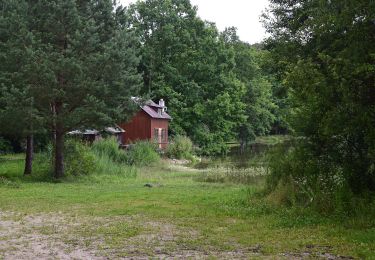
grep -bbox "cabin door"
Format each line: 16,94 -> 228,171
154,128 -> 162,149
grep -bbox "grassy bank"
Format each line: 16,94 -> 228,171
0,154 -> 374,258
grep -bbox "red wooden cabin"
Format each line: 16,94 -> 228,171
119,99 -> 172,149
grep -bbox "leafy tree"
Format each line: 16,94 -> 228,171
264,0 -> 375,193
2,0 -> 142,178
128,0 -> 247,154
221,28 -> 277,150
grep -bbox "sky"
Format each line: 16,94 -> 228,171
119,0 -> 270,44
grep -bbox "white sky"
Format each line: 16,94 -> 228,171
119,0 -> 269,44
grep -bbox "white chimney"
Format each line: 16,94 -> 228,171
159,99 -> 165,107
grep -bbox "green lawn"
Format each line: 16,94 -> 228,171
0,155 -> 374,259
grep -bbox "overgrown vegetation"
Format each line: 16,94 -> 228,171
92,138 -> 128,164
64,140 -> 96,177
196,167 -> 266,185
126,141 -> 160,167
0,138 -> 160,181
166,135 -> 194,160
262,0 -> 375,210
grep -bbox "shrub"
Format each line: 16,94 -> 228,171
166,135 -> 194,159
265,141 -> 359,213
64,139 -> 96,177
0,137 -> 12,154
91,137 -> 128,163
127,141 -> 160,166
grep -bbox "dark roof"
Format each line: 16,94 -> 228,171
142,105 -> 172,120
132,97 -> 172,120
145,100 -> 163,108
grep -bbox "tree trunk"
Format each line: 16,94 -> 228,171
24,134 -> 33,175
53,100 -> 65,179
54,128 -> 64,179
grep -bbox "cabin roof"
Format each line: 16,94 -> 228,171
141,105 -> 172,120
68,125 -> 125,136
105,126 -> 125,134
132,97 -> 172,120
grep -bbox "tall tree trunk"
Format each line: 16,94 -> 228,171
54,128 -> 64,178
24,134 -> 33,175
54,101 -> 64,179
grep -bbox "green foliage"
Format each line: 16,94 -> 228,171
127,1 -> 260,154
78,138 -> 136,177
264,0 -> 375,199
92,138 -> 160,167
1,0 -> 142,178
0,0 -> 41,139
0,137 -> 12,154
127,141 -> 160,167
166,135 -> 193,159
266,142 -> 375,214
93,153 -> 137,178
222,29 -> 278,143
64,139 -> 96,177
92,137 -> 128,164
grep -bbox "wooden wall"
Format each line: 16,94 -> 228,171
119,111 -> 151,144
119,110 -> 170,149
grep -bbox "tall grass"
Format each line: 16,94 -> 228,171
93,154 -> 137,178
92,137 -> 128,163
127,141 -> 160,166
91,138 -> 136,177
195,166 -> 266,185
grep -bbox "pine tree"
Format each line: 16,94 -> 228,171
0,0 -> 41,175
24,0 -> 141,178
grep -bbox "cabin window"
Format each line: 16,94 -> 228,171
154,128 -> 159,141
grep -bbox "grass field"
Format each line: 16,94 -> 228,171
0,154 -> 374,259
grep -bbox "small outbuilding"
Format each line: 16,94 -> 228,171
68,125 -> 125,145
119,98 -> 172,149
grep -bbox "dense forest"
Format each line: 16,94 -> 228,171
1,0 -> 374,206
1,0 -> 284,175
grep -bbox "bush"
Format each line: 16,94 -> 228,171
91,137 -> 128,163
0,137 -> 12,154
64,139 -> 96,177
264,141 -> 366,213
166,135 -> 194,159
127,141 -> 160,166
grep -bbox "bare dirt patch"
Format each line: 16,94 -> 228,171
0,211 -> 262,259
1,211 -> 352,259
0,211 -> 104,260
